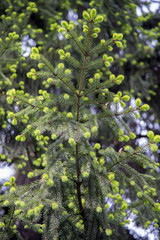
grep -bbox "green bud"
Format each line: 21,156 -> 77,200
91,9 -> 97,19
93,27 -> 100,33
58,63 -> 64,70
68,24 -> 74,31
111,180 -> 119,187
107,56 -> 113,62
105,203 -> 109,209
38,229 -> 43,234
52,202 -> 58,210
108,172 -> 115,181
109,213 -> 114,220
66,52 -> 71,57
12,118 -> 17,125
135,113 -> 140,119
153,203 -> 160,212
61,21 -> 68,29
119,129 -> 124,135
153,135 -> 160,143
65,69 -> 71,75
38,63 -> 44,69
10,176 -> 15,183
105,228 -> 112,236
100,157 -> 105,165
122,95 -> 130,102
113,97 -> 120,103
124,135 -> 130,142
83,11 -> 90,21
117,75 -> 124,81
27,172 -> 34,178
51,133 -> 57,140
94,15 -> 103,23
27,209 -> 34,217
140,104 -> 150,111
68,137 -> 76,146
61,176 -> 68,182
115,41 -> 122,48
0,222 -> 5,228
64,94 -> 70,100
150,144 -> 158,152
58,49 -> 65,55
113,33 -> 118,39
3,182 -> 11,187
117,33 -> 123,40
91,126 -> 98,133
136,98 -> 141,107
42,173 -> 49,180
58,27 -> 66,33
132,209 -> 138,214
94,143 -> 101,149
109,74 -> 115,80
68,202 -> 74,209
10,186 -> 16,193
83,171 -> 89,178
84,131 -> 91,139
130,181 -> 135,186
14,210 -> 21,215
105,61 -> 110,67
96,206 -> 102,213
101,39 -> 105,45
31,47 -> 39,54
67,112 -> 73,118
121,201 -> 128,210
92,33 -> 98,38
137,192 -> 143,198
89,78 -> 93,84
3,200 -> 9,206
94,73 -> 100,79
147,131 -> 154,140
129,132 -> 136,139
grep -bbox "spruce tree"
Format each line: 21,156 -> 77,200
0,6 -> 160,240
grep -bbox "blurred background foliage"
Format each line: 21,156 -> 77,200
0,0 -> 160,239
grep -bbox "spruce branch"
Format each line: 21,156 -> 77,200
106,142 -> 151,172
40,54 -> 77,95
67,30 -> 85,55
98,107 -> 139,119
88,39 -> 115,56
13,95 -> 43,110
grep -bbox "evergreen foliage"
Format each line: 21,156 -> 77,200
0,1 -> 160,240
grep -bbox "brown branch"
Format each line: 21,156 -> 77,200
74,22 -> 94,220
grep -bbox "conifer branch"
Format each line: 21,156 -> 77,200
86,21 -> 93,53
40,55 -> 77,95
13,96 -> 43,110
65,55 -> 80,68
0,42 -> 10,58
74,21 -> 94,221
107,142 -> 150,172
85,78 -> 116,95
88,39 -> 115,56
98,107 -> 138,119
67,30 -> 85,55
87,59 -> 104,69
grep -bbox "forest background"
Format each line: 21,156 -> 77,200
0,0 -> 160,239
